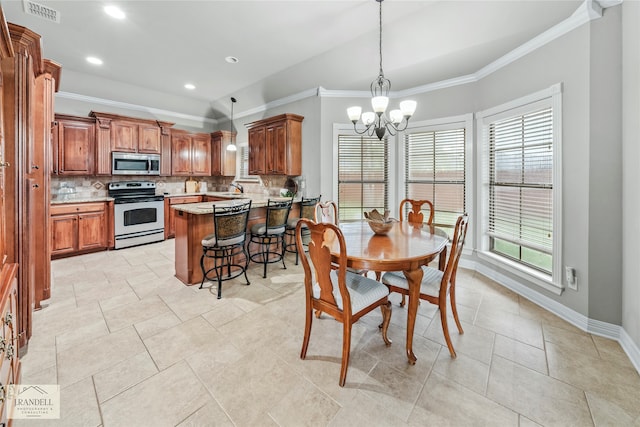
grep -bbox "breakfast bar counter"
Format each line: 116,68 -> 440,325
172,197 -> 300,285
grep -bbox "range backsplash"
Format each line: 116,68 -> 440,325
50,175 -> 288,200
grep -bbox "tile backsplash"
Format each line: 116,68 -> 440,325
50,175 -> 288,200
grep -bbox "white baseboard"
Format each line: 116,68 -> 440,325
468,260 -> 640,375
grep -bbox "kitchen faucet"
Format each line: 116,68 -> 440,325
230,182 -> 244,193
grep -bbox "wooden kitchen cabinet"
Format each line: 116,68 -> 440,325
246,113 -> 303,175
90,111 -> 174,175
211,130 -> 237,176
171,130 -> 211,176
52,115 -> 95,175
165,195 -> 202,239
0,263 -> 19,425
50,202 -> 110,258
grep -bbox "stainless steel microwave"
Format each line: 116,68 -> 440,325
112,152 -> 161,176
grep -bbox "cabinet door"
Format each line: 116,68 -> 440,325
266,122 -> 287,174
191,134 -> 211,176
138,124 -> 161,154
248,127 -> 266,175
57,120 -> 95,175
211,136 -> 221,176
78,211 -> 106,250
171,134 -> 192,175
111,121 -> 137,152
51,214 -> 77,255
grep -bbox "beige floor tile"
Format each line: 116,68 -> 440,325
55,319 -> 110,353
57,326 -> 146,386
176,401 -> 234,427
102,295 -> 171,331
97,288 -> 139,312
424,316 -> 495,364
585,391 -> 636,426
475,308 -> 544,349
133,310 -> 182,339
432,350 -> 490,395
493,334 -> 548,375
359,362 -> 425,422
487,355 -> 593,426
329,391 -> 408,427
93,351 -> 158,402
32,301 -> 104,339
268,377 -> 341,426
159,286 -> 220,321
101,360 -> 211,426
143,316 -> 224,370
543,323 -> 600,358
546,341 -> 640,419
73,278 -> 132,306
592,334 -> 636,369
410,372 -> 518,426
201,299 -> 250,329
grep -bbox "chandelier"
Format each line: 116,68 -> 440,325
347,0 -> 416,140
226,97 -> 237,151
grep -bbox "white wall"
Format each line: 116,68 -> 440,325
622,1 -> 640,354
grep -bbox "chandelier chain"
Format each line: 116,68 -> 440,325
378,0 -> 383,78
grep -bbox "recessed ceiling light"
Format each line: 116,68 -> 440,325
184,83 -> 196,90
225,56 -> 239,64
86,56 -> 103,65
104,5 -> 125,19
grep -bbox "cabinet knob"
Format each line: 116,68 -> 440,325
32,164 -> 40,170
0,161 -> 10,168
4,313 -> 12,326
32,184 -> 39,188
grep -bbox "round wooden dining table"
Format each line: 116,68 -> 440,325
329,220 -> 449,364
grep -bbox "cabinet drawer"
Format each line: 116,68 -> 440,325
169,196 -> 202,205
51,202 -> 106,216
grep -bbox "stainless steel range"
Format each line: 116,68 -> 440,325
108,181 -> 165,249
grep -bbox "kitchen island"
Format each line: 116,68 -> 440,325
172,196 -> 300,285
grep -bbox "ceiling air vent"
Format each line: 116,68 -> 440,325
22,0 -> 60,23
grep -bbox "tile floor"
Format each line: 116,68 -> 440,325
15,239 -> 640,426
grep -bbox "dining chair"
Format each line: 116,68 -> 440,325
394,198 -> 437,306
199,200 -> 252,299
284,195 -> 321,265
248,198 -> 293,278
296,218 -> 392,387
314,200 -> 338,225
399,198 -> 435,225
381,213 -> 469,358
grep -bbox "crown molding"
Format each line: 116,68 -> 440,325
56,91 -> 219,125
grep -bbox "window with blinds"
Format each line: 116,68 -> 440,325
488,107 -> 553,273
239,145 -> 249,177
337,134 -> 388,222
404,128 -> 465,236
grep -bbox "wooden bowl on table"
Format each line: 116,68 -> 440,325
366,218 -> 394,235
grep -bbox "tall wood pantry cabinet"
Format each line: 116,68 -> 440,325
245,114 -> 303,175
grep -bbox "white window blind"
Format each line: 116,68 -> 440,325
337,134 -> 388,222
239,145 -> 249,178
488,107 -> 553,273
404,128 -> 465,235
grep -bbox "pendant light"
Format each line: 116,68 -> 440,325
226,97 -> 237,152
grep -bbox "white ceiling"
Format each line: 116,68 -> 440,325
2,0 -> 583,120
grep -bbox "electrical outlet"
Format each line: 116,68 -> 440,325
565,266 -> 577,291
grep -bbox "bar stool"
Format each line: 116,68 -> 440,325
248,198 -> 293,278
284,195 -> 321,265
200,200 -> 252,299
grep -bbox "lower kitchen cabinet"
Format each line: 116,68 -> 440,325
0,263 -> 19,425
165,195 -> 203,239
50,202 -> 112,258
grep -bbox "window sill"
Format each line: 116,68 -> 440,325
477,250 -> 564,295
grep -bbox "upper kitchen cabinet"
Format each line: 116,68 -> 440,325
245,114 -> 303,175
52,114 -> 95,175
171,130 -> 211,176
90,111 -> 174,175
211,130 -> 236,176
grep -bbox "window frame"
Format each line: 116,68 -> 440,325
399,114 -> 474,238
476,83 -> 563,294
333,124 -> 393,223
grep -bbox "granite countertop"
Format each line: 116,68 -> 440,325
172,195 -> 300,214
51,196 -> 115,205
